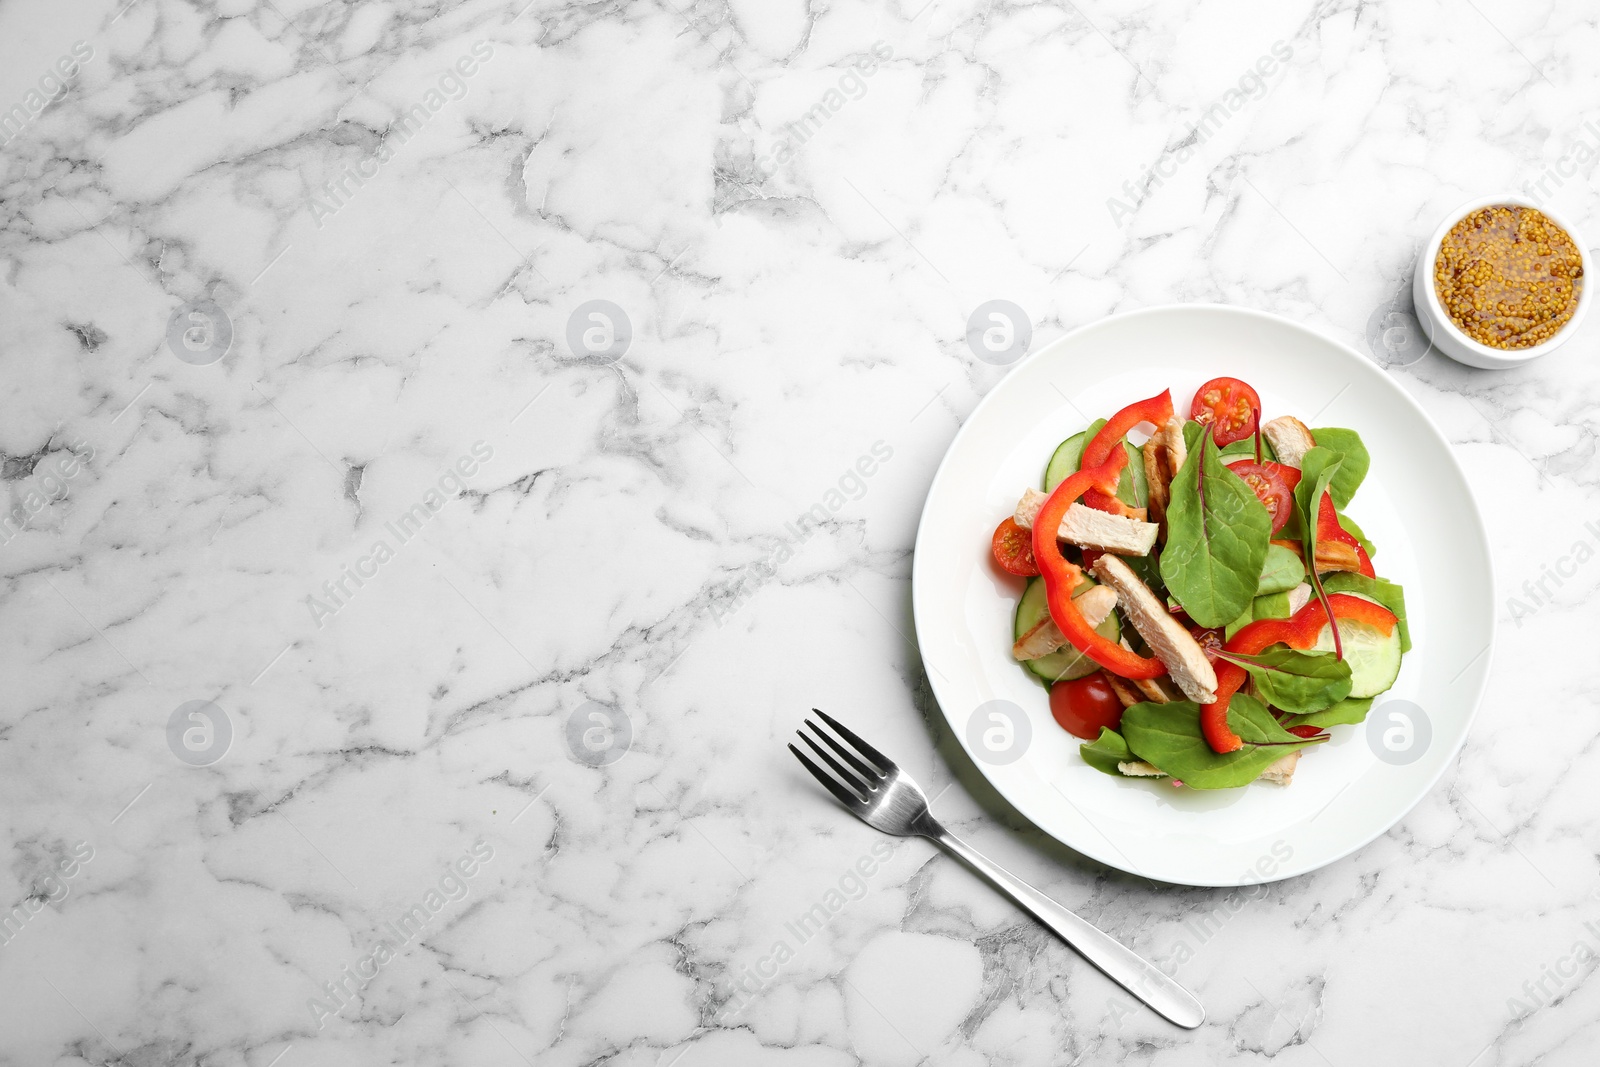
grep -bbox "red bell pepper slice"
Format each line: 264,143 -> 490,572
1082,488 -> 1144,516
1030,450 -> 1168,680
1264,460 -> 1301,491
1274,500 -> 1376,578
1083,389 -> 1174,468
1198,594 -> 1397,753
1317,494 -> 1375,577
1081,390 -> 1174,514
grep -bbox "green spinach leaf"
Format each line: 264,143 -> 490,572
1256,543 -> 1306,595
1218,646 -> 1353,715
1120,695 -> 1322,789
1225,589 -> 1296,640
1159,423 -> 1273,627
1292,446 -> 1345,654
1219,434 -> 1279,462
1294,446 -> 1343,529
1253,590 -> 1293,620
1277,506 -> 1304,543
1223,603 -> 1253,641
1283,696 -> 1374,730
1334,511 -> 1375,557
1080,727 -> 1135,776
1226,692 -> 1312,744
1311,428 -> 1370,509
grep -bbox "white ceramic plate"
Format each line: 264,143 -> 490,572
912,305 -> 1493,887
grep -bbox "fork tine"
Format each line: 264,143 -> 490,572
811,708 -> 891,774
804,719 -> 882,781
789,744 -> 866,810
798,732 -> 872,796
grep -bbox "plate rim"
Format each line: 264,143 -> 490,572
910,302 -> 1496,887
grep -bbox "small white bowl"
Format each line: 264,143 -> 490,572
1412,193 -> 1592,369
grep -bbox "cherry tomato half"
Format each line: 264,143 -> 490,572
1190,377 -> 1262,446
991,517 -> 1039,576
1050,671 -> 1125,740
1227,459 -> 1293,534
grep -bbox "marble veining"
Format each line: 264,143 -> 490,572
1,0 -> 1599,1063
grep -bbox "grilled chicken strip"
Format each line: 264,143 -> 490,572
1141,416 -> 1188,538
1262,416 -> 1315,469
1014,489 -> 1158,556
1313,540 -> 1362,574
1287,583 -> 1313,614
1259,751 -> 1301,785
1104,673 -> 1145,709
1090,554 -> 1218,704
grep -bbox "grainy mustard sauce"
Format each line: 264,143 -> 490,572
1434,204 -> 1583,350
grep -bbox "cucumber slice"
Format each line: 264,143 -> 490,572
1312,620 -> 1401,698
1043,431 -> 1088,491
1322,573 -> 1410,653
1042,420 -> 1147,507
1014,576 -> 1120,683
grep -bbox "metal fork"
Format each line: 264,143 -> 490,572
789,709 -> 1205,1030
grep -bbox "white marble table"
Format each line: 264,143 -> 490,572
1,0 -> 1597,1063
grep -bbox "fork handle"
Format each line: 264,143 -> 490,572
930,828 -> 1205,1029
